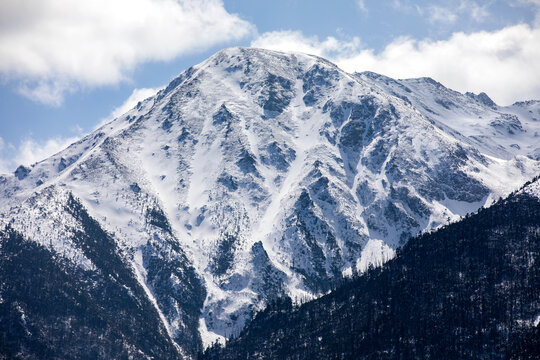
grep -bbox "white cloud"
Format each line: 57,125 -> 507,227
424,1 -> 490,24
251,31 -> 363,59
393,0 -> 490,24
517,0 -> 540,5
109,87 -> 162,120
0,137 -> 12,174
517,0 -> 540,25
15,137 -> 81,167
461,1 -> 490,23
390,0 -> 413,12
17,80 -> 75,107
356,0 -> 368,13
0,134 -> 81,173
0,86 -> 159,173
0,0 -> 253,105
251,24 -> 540,105
426,5 -> 458,24
96,86 -> 162,129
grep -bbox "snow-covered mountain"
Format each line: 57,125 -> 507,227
1,47 -> 539,357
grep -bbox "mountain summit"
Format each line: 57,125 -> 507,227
1,47 -> 539,357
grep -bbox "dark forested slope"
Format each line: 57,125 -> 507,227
201,179 -> 540,360
0,195 -> 187,359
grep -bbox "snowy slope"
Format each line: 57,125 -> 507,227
1,47 -> 539,354
357,71 -> 540,161
521,175 -> 540,199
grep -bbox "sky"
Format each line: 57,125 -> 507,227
1,0 -> 539,173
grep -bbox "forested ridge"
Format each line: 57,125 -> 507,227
201,184 -> 540,360
0,195 -> 181,359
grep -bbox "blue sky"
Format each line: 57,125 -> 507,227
1,0 -> 539,172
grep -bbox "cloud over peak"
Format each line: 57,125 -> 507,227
252,23 -> 540,105
0,0 -> 253,105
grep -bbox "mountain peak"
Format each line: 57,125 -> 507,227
465,91 -> 497,108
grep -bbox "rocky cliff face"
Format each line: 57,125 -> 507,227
201,175 -> 540,360
1,47 -> 539,356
